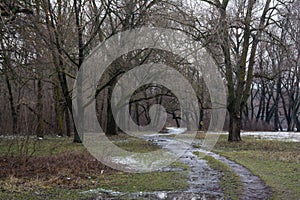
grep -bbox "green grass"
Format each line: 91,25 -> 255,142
3,133 -> 298,199
0,135 -> 188,200
193,151 -> 243,200
0,134 -> 161,156
211,135 -> 300,200
0,136 -> 86,157
0,188 -> 96,200
98,171 -> 188,193
168,161 -> 189,171
0,171 -> 188,200
113,138 -> 160,153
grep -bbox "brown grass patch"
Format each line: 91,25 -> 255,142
0,152 -> 116,190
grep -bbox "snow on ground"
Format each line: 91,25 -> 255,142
144,127 -> 187,137
241,131 -> 300,142
0,128 -> 299,142
166,127 -> 300,142
165,127 -> 187,134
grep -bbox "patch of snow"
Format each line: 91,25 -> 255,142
241,131 -> 300,142
157,191 -> 167,199
111,156 -> 139,166
80,188 -> 124,196
111,154 -> 174,172
206,131 -> 300,142
166,127 -> 187,134
145,127 -> 300,142
144,127 -> 187,137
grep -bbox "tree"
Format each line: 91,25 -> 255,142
151,0 -> 284,140
213,0 -> 272,141
0,0 -> 34,136
247,0 -> 300,132
38,0 -> 109,141
94,0 -> 161,135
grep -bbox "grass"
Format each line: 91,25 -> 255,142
0,133 -> 160,156
2,132 -> 299,199
209,134 -> 300,200
113,137 -> 160,153
0,136 -> 86,157
0,135 -> 188,200
0,187 -> 97,200
193,151 -> 243,200
98,171 -> 188,193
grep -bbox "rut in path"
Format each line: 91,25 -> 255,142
147,135 -> 273,200
92,135 -> 272,200
197,149 -> 273,200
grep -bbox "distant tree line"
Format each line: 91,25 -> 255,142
0,0 -> 299,143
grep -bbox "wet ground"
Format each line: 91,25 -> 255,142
144,136 -> 224,199
142,134 -> 272,200
91,129 -> 277,199
197,149 -> 272,200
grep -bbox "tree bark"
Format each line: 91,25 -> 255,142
65,107 -> 71,137
53,83 -> 64,136
5,74 -> 18,135
36,76 -> 44,138
73,0 -> 83,143
106,85 -> 117,135
228,113 -> 242,141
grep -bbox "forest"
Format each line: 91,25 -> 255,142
0,0 -> 299,199
1,0 -> 300,141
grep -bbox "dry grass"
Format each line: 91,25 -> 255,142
0,135 -> 188,199
0,152 -> 115,191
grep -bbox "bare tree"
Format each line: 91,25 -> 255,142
168,0 -> 285,140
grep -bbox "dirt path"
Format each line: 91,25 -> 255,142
197,149 -> 273,200
145,135 -> 272,200
149,137 -> 224,199
92,135 -> 272,199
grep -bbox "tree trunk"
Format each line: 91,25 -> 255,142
104,71 -> 119,135
274,104 -> 279,131
65,108 -> 71,137
53,83 -> 64,136
36,77 -> 44,138
5,74 -> 18,135
106,86 -> 117,135
228,113 -> 242,141
135,102 -> 140,127
294,112 -> 300,132
185,111 -> 191,131
173,112 -> 180,128
44,0 -> 82,142
73,0 -> 84,143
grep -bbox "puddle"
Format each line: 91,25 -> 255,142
84,187 -> 221,200
141,134 -> 224,199
111,153 -> 175,172
90,128 -> 276,199
89,134 -> 224,199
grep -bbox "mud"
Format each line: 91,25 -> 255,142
197,149 -> 273,200
90,129 -> 272,200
